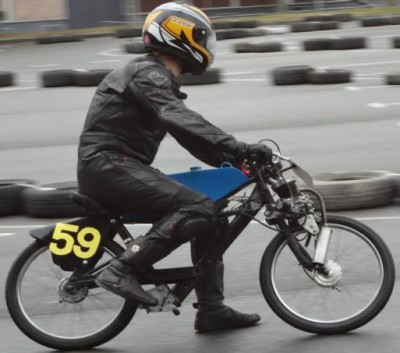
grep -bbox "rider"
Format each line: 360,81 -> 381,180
77,2 -> 272,333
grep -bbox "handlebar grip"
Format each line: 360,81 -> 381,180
249,153 -> 259,162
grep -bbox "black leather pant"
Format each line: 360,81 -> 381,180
78,151 -> 217,244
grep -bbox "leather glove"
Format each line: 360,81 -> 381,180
241,143 -> 273,163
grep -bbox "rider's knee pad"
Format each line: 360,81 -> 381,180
176,217 -> 211,241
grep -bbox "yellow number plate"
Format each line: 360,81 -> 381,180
49,223 -> 101,260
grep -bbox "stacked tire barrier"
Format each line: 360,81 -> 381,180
303,37 -> 367,51
21,182 -> 85,218
385,72 -> 400,85
1,171 -> 399,218
311,171 -> 395,211
40,68 -> 222,87
0,180 -> 36,216
290,21 -> 340,32
271,66 -> 352,85
234,41 -> 283,53
0,71 -> 15,87
41,69 -> 113,87
360,15 -> 400,27
36,34 -> 83,45
124,41 -> 146,54
179,68 -> 222,85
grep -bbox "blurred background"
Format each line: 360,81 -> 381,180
1,0 -> 399,34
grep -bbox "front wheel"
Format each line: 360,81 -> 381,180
259,215 -> 395,334
5,239 -> 138,350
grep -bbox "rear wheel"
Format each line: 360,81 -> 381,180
5,240 -> 137,350
259,215 -> 395,334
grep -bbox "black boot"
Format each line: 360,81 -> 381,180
95,235 -> 172,306
194,261 -> 261,333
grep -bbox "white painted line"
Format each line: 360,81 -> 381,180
30,64 -> 61,68
344,85 -> 387,91
368,103 -> 386,108
98,49 -> 132,57
354,78 -> 381,80
0,225 -> 46,229
0,86 -> 36,92
224,79 -> 265,82
368,102 -> 400,108
224,71 -> 253,76
0,233 -> 15,237
323,60 -> 400,69
356,73 -> 384,76
0,46 -> 12,48
355,216 -> 400,221
89,59 -> 123,64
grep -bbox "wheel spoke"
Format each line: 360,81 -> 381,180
6,240 -> 137,349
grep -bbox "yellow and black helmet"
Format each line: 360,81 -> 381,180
143,2 -> 216,75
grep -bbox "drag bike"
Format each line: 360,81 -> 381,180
5,148 -> 395,350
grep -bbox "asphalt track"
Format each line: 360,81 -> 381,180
0,21 -> 399,352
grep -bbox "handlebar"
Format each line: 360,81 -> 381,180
273,152 -> 291,162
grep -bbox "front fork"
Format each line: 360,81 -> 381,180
279,189 -> 332,272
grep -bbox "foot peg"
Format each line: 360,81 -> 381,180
139,285 -> 178,314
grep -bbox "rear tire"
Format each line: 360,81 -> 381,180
5,239 -> 137,350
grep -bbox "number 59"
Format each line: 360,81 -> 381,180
49,223 -> 101,259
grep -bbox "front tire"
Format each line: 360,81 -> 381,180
259,215 -> 395,334
5,240 -> 137,350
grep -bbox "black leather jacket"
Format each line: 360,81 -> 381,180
78,54 -> 245,167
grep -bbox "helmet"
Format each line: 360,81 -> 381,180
143,2 -> 216,75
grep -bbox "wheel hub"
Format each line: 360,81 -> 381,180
58,278 -> 88,303
313,260 -> 342,288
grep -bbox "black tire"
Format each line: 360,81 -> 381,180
271,65 -> 315,85
386,72 -> 400,85
332,14 -> 353,22
216,29 -> 247,40
393,36 -> 400,49
390,173 -> 400,204
259,215 -> 395,334
21,181 -> 87,218
125,41 -> 147,54
330,37 -> 367,50
305,15 -> 334,22
115,28 -> 142,38
41,70 -> 77,87
291,22 -> 319,33
212,21 -> 234,30
179,68 -> 221,85
307,69 -> 352,84
0,71 -> 15,87
75,69 -> 112,87
0,179 -> 36,216
230,20 -> 259,28
303,38 -> 333,51
360,16 -> 386,27
5,239 -> 137,350
36,35 -> 82,44
318,21 -> 340,30
245,28 -> 269,37
313,171 -> 394,211
234,41 -> 282,53
390,15 -> 400,25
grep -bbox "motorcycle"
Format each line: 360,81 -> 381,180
5,148 -> 395,350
